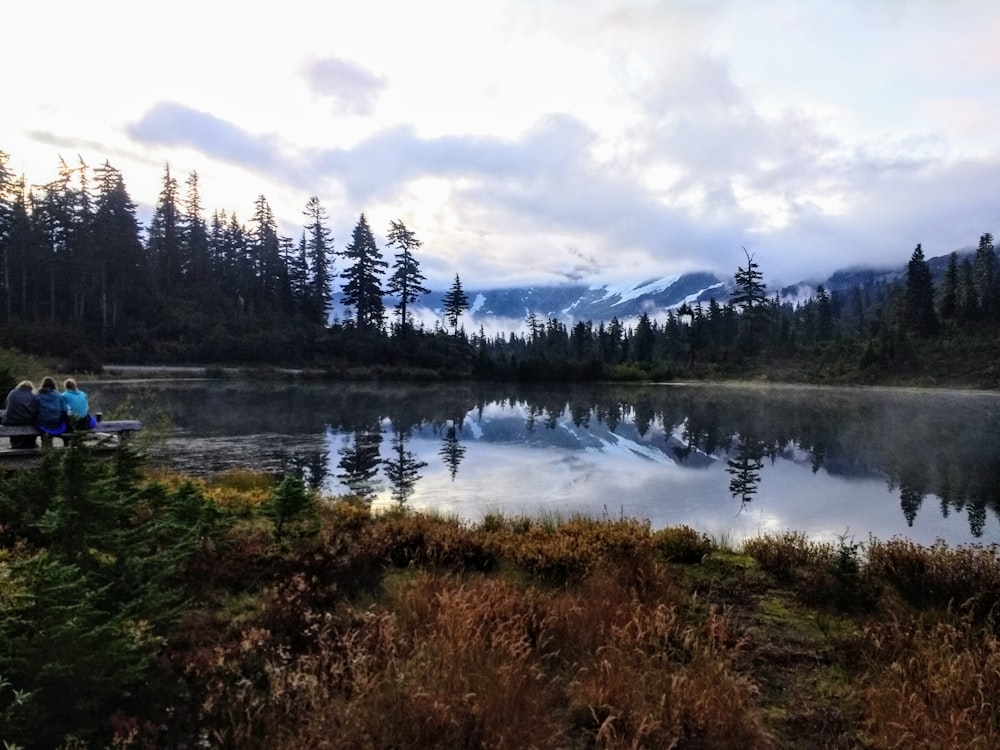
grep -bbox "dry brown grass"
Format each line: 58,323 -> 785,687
860,614 -> 1000,749
866,537 -> 1000,617
135,502 -> 1000,749
197,567 -> 773,750
742,531 -> 835,581
184,510 -> 775,749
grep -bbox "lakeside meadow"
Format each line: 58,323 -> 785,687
1,442 -> 998,749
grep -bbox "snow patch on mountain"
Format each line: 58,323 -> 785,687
597,276 -> 681,306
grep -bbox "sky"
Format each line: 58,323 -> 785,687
5,0 -> 1000,291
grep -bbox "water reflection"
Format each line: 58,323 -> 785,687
438,419 -> 467,481
383,425 -> 427,505
86,380 -> 1000,544
337,427 -> 382,499
725,436 -> 765,508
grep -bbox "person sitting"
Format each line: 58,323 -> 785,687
3,380 -> 39,449
35,376 -> 68,446
61,378 -> 95,431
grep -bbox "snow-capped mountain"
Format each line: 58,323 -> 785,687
369,248 -> 971,332
406,271 -> 728,329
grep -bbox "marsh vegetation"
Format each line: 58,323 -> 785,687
1,447 -> 998,749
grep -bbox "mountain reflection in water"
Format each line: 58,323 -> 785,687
86,380 -> 1000,545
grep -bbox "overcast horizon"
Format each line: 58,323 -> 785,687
6,0 -> 1000,291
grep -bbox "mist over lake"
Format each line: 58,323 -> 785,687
87,379 -> 1000,546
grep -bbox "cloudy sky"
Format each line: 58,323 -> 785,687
5,0 -> 1000,290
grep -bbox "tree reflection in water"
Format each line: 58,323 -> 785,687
383,426 -> 427,506
86,380 -> 1000,538
337,427 -> 383,500
726,436 -> 765,510
439,418 -> 466,481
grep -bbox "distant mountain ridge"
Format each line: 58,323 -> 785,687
371,247 -> 973,330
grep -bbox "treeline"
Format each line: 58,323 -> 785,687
0,151 -> 472,368
1,149 -> 998,385
471,242 -> 1000,385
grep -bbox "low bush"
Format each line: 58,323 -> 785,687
866,538 -> 1000,617
743,531 -> 834,581
653,525 -> 714,563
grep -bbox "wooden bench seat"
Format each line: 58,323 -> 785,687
0,420 -> 143,437
0,416 -> 144,466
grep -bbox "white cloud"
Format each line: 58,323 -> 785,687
4,0 -> 1000,291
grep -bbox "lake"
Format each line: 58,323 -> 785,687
85,379 -> 1000,546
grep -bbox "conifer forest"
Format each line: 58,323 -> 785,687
2,150 -> 999,387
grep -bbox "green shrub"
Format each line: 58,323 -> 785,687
652,525 -> 714,563
743,531 -> 833,581
866,538 -> 1000,617
262,476 -> 319,541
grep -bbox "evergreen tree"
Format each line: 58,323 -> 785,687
939,251 -> 958,320
61,157 -> 95,324
0,161 -> 46,323
974,233 -> 997,319
340,214 -> 387,332
732,248 -> 768,354
570,320 -> 595,360
3,177 -> 32,321
956,256 -> 979,322
815,285 -> 834,342
226,213 -> 251,312
303,196 -> 333,325
0,150 -> 13,246
599,317 -> 625,363
147,164 -> 182,292
633,312 -> 655,363
250,195 -> 285,311
35,160 -> 80,321
442,273 -> 469,335
903,243 -> 938,336
91,161 -> 146,335
0,151 -> 18,320
525,311 -> 542,344
181,171 -> 211,287
284,233 -> 310,314
262,475 -> 317,541
386,219 -> 430,335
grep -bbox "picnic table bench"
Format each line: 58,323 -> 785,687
0,411 -> 143,464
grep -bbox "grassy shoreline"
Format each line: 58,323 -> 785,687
2,456 -> 998,748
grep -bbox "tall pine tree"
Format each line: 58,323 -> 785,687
147,164 -> 181,293
386,219 -> 430,335
732,248 -> 767,354
442,273 -> 469,335
91,162 -> 146,335
340,214 -> 387,332
903,243 -> 938,336
974,233 -> 997,320
303,196 -> 333,325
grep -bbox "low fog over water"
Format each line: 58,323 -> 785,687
87,379 -> 1000,546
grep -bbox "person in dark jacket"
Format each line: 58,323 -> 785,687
3,380 -> 38,449
35,376 -> 67,446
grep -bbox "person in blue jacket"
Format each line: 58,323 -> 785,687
35,376 -> 67,445
3,380 -> 38,449
61,378 -> 94,431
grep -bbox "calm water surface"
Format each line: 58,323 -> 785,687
86,379 -> 1000,546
